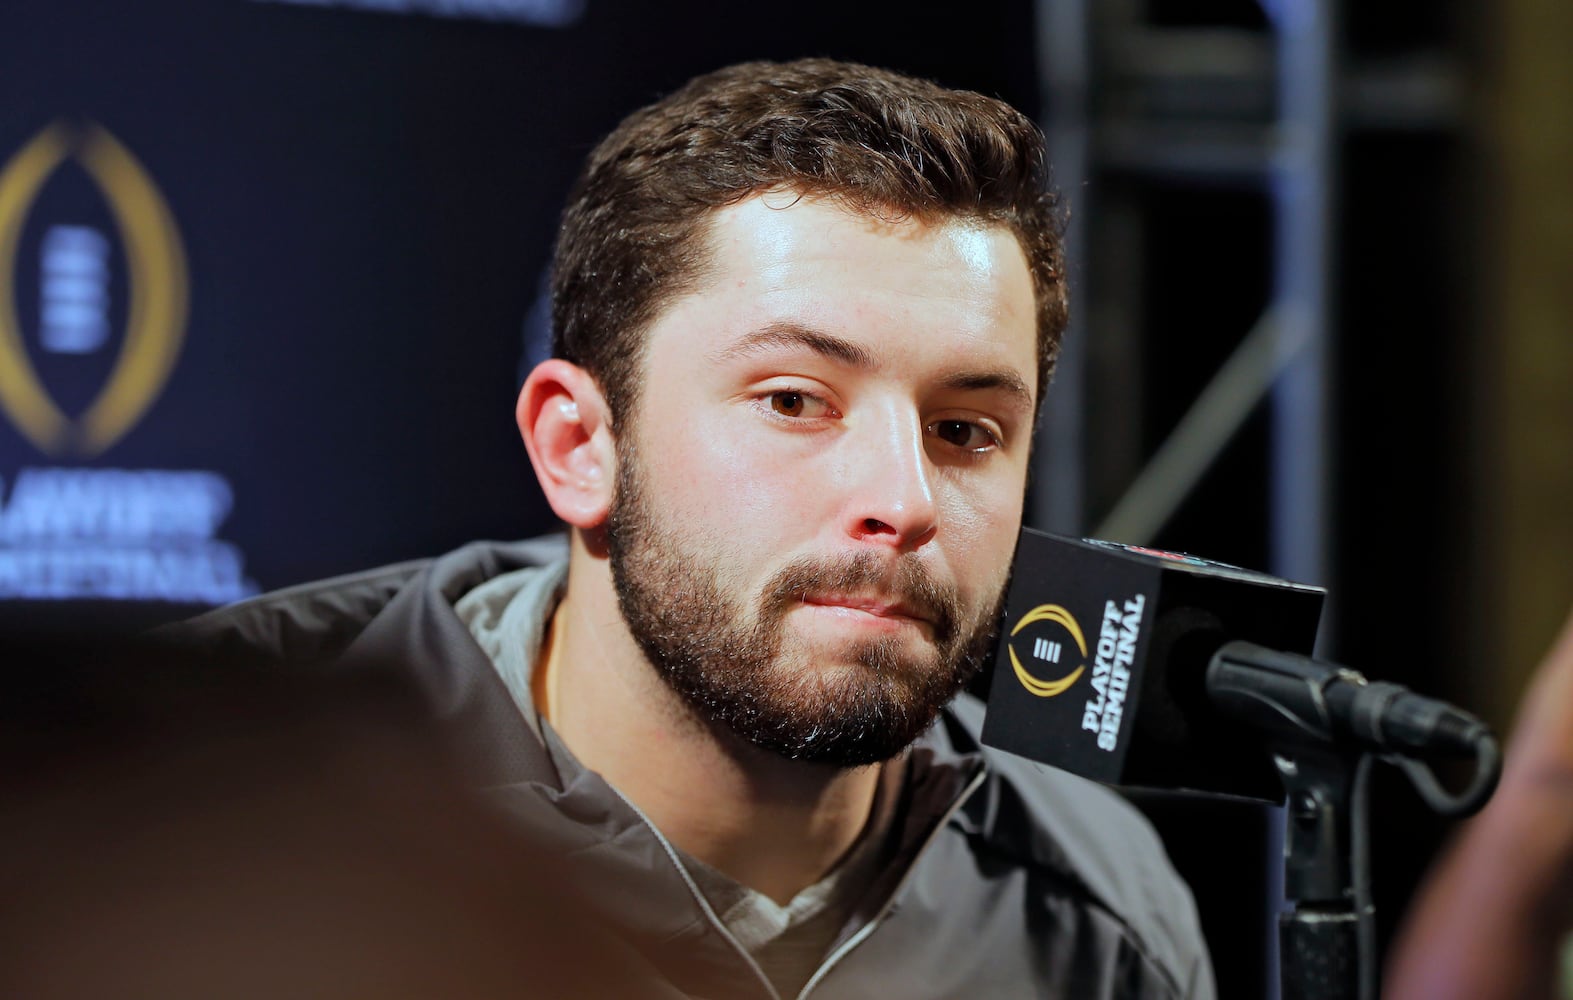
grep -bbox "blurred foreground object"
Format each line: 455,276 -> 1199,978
1385,608 -> 1573,999
0,636 -> 678,999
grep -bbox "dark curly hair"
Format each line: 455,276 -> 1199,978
551,58 -> 1067,427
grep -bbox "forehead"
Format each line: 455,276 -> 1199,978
647,192 -> 1038,387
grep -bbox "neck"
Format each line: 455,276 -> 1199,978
542,537 -> 882,905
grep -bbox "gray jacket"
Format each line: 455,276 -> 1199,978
176,538 -> 1216,1000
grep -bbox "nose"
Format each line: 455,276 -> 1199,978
841,406 -> 939,552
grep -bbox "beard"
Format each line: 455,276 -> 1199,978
604,444 -> 1003,767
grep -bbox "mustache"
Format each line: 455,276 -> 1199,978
760,552 -> 961,643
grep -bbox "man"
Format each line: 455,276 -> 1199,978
179,59 -> 1214,998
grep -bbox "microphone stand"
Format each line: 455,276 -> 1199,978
1269,743 -> 1372,1000
1208,643 -> 1502,1000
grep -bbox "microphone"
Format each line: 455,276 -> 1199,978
1206,640 -> 1490,759
980,529 -> 1489,801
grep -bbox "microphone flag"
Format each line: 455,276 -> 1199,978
981,529 -> 1325,801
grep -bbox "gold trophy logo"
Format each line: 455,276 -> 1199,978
0,122 -> 188,456
1007,603 -> 1087,698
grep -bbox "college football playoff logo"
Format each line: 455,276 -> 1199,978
1007,603 -> 1088,698
0,121 -> 188,457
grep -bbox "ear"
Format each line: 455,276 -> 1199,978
516,359 -> 617,529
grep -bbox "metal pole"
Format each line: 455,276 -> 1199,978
1268,3 -> 1339,998
1267,0 -> 1336,597
1032,0 -> 1092,535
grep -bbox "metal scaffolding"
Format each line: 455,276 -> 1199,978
1031,0 -> 1460,576
1031,0 -> 1335,596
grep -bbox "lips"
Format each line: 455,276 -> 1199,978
761,553 -> 958,644
800,593 -> 933,627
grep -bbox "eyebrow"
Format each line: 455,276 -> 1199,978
711,320 -> 1036,413
708,322 -> 877,369
938,369 -> 1036,415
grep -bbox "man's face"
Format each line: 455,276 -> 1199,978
605,191 -> 1038,766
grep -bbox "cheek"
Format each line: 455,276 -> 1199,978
636,410 -> 804,530
939,472 -> 1027,596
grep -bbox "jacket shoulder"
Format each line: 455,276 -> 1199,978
160,536 -> 569,668
160,558 -> 431,666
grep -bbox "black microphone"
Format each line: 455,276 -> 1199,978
980,529 -> 1489,801
1204,639 -> 1491,758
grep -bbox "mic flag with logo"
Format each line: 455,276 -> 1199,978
982,528 -> 1324,801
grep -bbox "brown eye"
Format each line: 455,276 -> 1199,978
771,391 -> 806,417
930,419 -> 991,450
